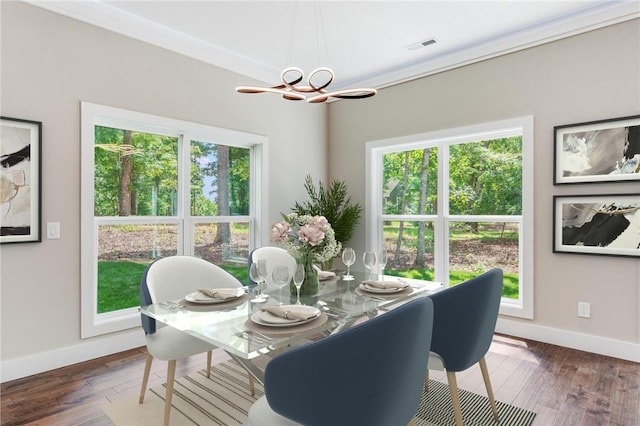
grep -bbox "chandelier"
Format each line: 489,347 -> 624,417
236,66 -> 376,104
235,3 -> 377,104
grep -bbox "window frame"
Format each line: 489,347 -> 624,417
80,102 -> 268,338
365,116 -> 534,319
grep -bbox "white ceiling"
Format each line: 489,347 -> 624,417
27,1 -> 640,92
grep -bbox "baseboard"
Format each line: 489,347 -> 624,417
0,329 -> 145,383
3,319 -> 638,383
496,317 -> 640,363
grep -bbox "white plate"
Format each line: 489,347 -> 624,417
251,305 -> 321,327
184,288 -> 245,304
358,283 -> 408,294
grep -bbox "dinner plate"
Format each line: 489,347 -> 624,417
251,305 -> 321,327
184,288 -> 245,304
358,283 -> 408,294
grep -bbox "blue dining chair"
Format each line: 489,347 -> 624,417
245,296 -> 435,426
139,255 -> 254,426
425,268 -> 503,426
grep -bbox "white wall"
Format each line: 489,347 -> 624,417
328,19 -> 640,361
0,2 -> 327,381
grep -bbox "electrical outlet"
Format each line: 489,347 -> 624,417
578,302 -> 590,318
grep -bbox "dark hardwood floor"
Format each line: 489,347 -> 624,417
1,334 -> 638,425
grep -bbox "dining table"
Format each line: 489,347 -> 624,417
139,270 -> 444,385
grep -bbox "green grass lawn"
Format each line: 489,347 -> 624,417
98,259 -> 517,313
97,260 -> 248,313
386,269 -> 519,298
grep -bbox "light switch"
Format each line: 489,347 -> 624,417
47,222 -> 60,239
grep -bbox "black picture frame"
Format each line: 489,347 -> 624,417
554,115 -> 640,185
553,194 -> 640,258
1,116 -> 42,243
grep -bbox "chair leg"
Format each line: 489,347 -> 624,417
479,356 -> 499,422
424,369 -> 430,392
249,374 -> 256,397
206,350 -> 212,378
446,371 -> 464,426
163,359 -> 177,426
139,353 -> 153,404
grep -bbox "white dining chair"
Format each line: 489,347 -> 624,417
249,246 -> 297,287
139,255 -> 254,426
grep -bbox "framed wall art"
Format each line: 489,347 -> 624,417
1,116 -> 42,243
554,115 -> 640,184
553,194 -> 640,258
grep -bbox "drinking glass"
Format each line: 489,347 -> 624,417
272,264 -> 290,304
342,248 -> 356,280
293,263 -> 305,305
362,251 -> 377,279
378,249 -> 388,280
249,259 -> 268,303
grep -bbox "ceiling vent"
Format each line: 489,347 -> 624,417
406,38 -> 437,51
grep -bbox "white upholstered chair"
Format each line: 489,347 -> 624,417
249,246 -> 297,288
139,255 -> 254,426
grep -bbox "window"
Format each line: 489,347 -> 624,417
81,103 -> 267,337
366,117 -> 533,318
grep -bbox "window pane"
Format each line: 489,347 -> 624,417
97,223 -> 179,313
191,141 -> 250,216
448,221 -> 519,299
193,222 -> 250,283
94,126 -> 178,217
382,148 -> 437,215
381,220 -> 435,280
449,137 -> 522,215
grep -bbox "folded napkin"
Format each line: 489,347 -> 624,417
362,280 -> 408,290
318,270 -> 336,280
197,287 -> 240,300
261,305 -> 319,321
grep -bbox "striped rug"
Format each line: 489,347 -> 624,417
102,361 -> 535,425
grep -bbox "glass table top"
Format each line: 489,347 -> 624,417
140,271 -> 443,360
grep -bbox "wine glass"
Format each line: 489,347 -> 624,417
272,264 -> 290,305
363,251 -> 377,279
293,263 -> 305,305
249,259 -> 267,303
378,249 -> 388,280
342,248 -> 356,280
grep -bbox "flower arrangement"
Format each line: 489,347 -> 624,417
271,213 -> 342,295
271,213 -> 342,264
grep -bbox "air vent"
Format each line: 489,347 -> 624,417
406,38 -> 437,51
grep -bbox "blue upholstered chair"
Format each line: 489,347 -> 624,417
426,268 -> 503,426
246,297 -> 435,426
139,255 -> 254,426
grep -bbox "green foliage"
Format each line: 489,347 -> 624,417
291,175 -> 362,245
94,127 -> 251,218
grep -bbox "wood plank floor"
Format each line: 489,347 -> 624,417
1,334 -> 638,425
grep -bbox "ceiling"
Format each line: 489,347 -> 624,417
27,1 -> 640,93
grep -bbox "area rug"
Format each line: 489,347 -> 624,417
102,361 -> 536,425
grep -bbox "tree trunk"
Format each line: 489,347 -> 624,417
413,148 -> 430,267
118,130 -> 133,216
215,145 -> 231,244
393,152 -> 410,267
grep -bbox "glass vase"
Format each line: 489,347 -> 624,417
290,260 -> 319,296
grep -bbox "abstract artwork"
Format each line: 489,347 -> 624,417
554,115 -> 640,184
553,194 -> 640,257
1,116 -> 41,243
